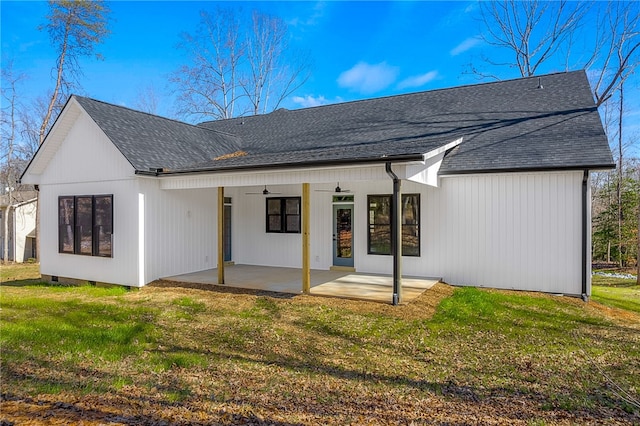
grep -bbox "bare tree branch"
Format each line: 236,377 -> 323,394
477,0 -> 590,78
38,0 -> 111,144
173,7 -> 309,122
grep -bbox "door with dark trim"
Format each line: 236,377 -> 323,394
333,204 -> 354,267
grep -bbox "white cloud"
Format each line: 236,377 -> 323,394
289,2 -> 326,28
450,36 -> 482,56
292,95 -> 343,108
464,3 -> 479,14
337,61 -> 399,94
397,71 -> 439,90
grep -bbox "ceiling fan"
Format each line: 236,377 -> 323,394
245,185 -> 281,195
315,182 -> 352,193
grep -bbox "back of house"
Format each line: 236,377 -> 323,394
20,70 -> 614,299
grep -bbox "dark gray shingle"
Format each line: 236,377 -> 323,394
200,70 -> 614,173
74,70 -> 614,174
74,96 -> 241,171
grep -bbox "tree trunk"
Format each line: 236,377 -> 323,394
637,165 -> 639,286
39,25 -> 69,144
617,84 -> 623,268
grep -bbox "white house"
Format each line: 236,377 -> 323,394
1,192 -> 37,263
20,71 -> 614,301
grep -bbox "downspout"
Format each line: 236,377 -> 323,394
385,162 -> 402,305
581,170 -> 589,301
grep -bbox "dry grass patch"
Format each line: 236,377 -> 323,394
2,280 -> 639,425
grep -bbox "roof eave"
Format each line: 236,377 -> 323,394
438,163 -> 616,176
134,153 -> 427,177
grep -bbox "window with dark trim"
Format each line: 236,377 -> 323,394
266,197 -> 301,233
58,195 -> 113,257
367,194 -> 420,256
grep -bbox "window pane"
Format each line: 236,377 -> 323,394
76,196 -> 93,255
369,224 -> 391,254
268,215 -> 282,232
94,195 -> 112,257
402,194 -> 419,225
368,195 -> 390,254
402,225 -> 420,256
369,196 -> 390,225
285,198 -> 299,215
58,197 -> 74,253
286,215 -> 300,232
368,194 -> 420,256
267,199 -> 281,215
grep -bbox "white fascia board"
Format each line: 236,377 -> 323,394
405,137 -> 464,187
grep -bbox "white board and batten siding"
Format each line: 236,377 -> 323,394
13,201 -> 37,263
162,168 -> 587,296
425,171 -> 586,296
139,179 -> 217,283
23,109 -> 142,287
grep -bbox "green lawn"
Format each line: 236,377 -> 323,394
1,269 -> 639,424
592,273 -> 640,313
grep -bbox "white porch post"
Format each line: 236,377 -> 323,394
217,186 -> 225,285
302,183 -> 310,293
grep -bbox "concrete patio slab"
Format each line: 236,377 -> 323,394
163,264 -> 439,304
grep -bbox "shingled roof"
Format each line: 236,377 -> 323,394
73,70 -> 614,175
74,96 -> 241,171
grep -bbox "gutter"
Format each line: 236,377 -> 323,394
134,153 -> 426,177
438,163 -> 615,176
582,169 -> 589,301
385,162 -> 402,306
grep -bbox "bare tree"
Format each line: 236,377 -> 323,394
244,11 -> 308,115
475,0 -> 589,78
173,7 -> 309,122
134,85 -> 161,115
38,0 -> 111,144
173,9 -> 243,120
588,1 -> 640,107
1,62 -> 23,263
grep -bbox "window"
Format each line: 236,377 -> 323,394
368,194 -> 420,256
266,197 -> 301,233
58,195 -> 113,257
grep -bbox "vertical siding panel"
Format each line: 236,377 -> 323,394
436,171 -> 583,295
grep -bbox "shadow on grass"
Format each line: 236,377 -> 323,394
3,284 -> 639,423
0,279 -> 51,287
150,279 -> 298,299
1,392 -> 306,426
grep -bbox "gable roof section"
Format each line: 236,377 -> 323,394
22,70 -> 614,181
199,70 -> 613,174
73,97 -> 241,172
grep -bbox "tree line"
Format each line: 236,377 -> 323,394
1,1 -> 639,280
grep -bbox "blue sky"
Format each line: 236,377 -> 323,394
1,0 -> 638,153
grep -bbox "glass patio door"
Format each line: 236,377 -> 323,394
333,204 -> 354,267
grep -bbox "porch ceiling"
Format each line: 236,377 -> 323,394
161,264 -> 439,305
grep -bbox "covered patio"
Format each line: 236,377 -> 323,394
163,264 -> 439,304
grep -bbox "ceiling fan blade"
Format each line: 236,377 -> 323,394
314,182 -> 351,193
245,185 -> 282,195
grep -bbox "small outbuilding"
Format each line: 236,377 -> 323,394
20,71 -> 614,301
1,191 -> 37,263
